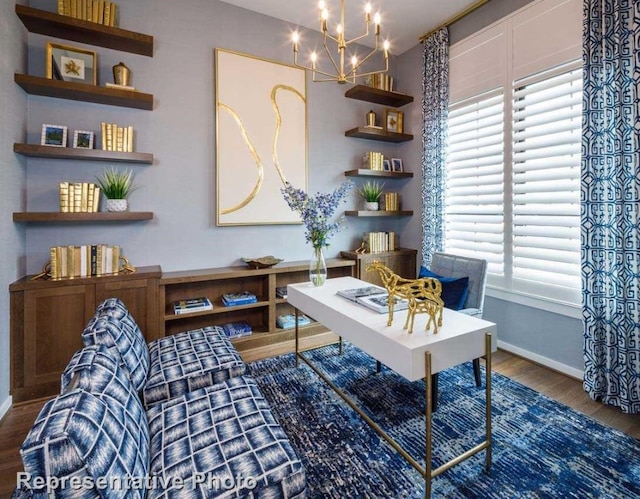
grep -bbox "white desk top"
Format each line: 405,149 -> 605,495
288,276 -> 497,381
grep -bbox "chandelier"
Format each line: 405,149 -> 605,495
292,0 -> 390,84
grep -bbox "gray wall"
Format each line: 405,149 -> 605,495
1,0 -> 28,414
395,0 -> 584,374
24,0 -> 408,273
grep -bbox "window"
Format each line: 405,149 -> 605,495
445,61 -> 582,306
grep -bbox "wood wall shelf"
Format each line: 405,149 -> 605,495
13,212 -> 154,223
15,74 -> 154,110
345,127 -> 413,143
344,85 -> 414,107
344,169 -> 413,178
15,5 -> 154,56
345,210 -> 413,217
14,143 -> 153,164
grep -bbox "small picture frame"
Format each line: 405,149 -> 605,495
382,159 -> 391,171
41,124 -> 68,147
391,158 -> 403,172
384,109 -> 404,134
73,130 -> 94,149
46,42 -> 97,85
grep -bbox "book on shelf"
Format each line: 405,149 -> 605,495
275,286 -> 288,299
221,321 -> 253,338
47,244 -> 122,279
336,286 -> 409,314
173,297 -> 213,315
221,291 -> 258,307
276,313 -> 311,329
100,122 -> 134,152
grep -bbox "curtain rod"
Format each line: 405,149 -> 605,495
419,0 -> 489,42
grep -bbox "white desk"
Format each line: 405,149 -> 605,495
288,276 -> 497,497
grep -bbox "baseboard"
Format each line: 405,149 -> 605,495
497,340 -> 584,380
0,395 -> 12,422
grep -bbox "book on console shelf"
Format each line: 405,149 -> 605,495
221,321 -> 253,339
221,291 -> 258,307
276,313 -> 311,329
336,286 -> 409,314
276,287 -> 288,299
173,297 -> 213,315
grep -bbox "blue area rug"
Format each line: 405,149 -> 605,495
247,344 -> 640,498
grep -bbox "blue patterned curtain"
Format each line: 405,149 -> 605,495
582,0 -> 640,414
420,28 -> 449,268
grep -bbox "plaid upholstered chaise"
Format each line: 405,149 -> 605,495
16,345 -> 306,497
82,297 -> 247,409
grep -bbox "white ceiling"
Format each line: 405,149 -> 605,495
219,0 -> 478,55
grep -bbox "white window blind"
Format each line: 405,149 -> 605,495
511,63 -> 582,302
445,61 -> 582,306
445,90 -> 505,278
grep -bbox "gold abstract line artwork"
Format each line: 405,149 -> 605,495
217,102 -> 264,215
271,84 -> 306,186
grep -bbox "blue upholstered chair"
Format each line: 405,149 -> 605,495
82,297 -> 247,408
421,252 -> 489,409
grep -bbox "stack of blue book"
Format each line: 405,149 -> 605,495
222,291 -> 257,307
276,313 -> 311,329
221,321 -> 253,338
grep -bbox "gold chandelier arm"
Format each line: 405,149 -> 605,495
351,57 -> 389,79
343,23 -> 371,45
351,39 -> 381,73
322,34 -> 342,76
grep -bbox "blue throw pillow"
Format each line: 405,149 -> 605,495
418,267 -> 469,310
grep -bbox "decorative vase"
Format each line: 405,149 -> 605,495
112,62 -> 131,86
364,201 -> 379,211
105,199 -> 128,212
309,246 -> 327,287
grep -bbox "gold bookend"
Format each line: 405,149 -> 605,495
366,261 -> 444,334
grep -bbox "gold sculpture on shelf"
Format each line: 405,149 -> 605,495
367,261 -> 444,334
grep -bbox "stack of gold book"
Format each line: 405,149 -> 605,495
362,151 -> 384,171
383,192 -> 400,211
59,182 -> 100,213
49,244 -> 121,279
101,123 -> 134,152
363,231 -> 397,253
367,74 -> 394,92
58,0 -> 119,27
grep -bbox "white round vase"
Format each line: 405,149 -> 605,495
364,201 -> 379,211
105,199 -> 128,212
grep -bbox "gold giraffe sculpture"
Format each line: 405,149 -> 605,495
366,261 -> 444,334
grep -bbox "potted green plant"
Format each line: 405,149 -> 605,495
96,167 -> 136,212
356,180 -> 385,211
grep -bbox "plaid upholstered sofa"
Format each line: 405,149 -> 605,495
13,300 -> 306,498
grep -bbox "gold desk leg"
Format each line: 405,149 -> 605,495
485,332 -> 492,471
295,308 -> 299,368
425,351 -> 432,498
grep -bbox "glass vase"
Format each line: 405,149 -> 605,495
310,246 -> 327,286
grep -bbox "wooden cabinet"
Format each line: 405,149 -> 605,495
10,266 -> 161,403
341,248 -> 417,286
159,260 -> 355,360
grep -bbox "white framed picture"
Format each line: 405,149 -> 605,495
73,130 -> 94,149
391,158 -> 403,172
383,159 -> 391,171
41,124 -> 68,147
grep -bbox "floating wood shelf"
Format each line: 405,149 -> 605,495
15,5 -> 154,56
345,127 -> 413,143
14,143 -> 153,164
344,169 -> 413,178
15,74 -> 153,110
344,85 -> 414,107
13,212 -> 154,223
345,210 -> 413,217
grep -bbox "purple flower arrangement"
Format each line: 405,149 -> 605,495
281,181 -> 353,249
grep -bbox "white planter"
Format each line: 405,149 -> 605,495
105,199 -> 128,212
364,201 -> 379,211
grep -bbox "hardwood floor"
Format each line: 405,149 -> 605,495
1,349 -> 638,496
